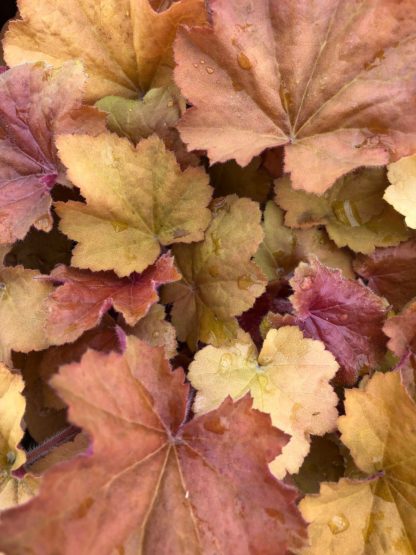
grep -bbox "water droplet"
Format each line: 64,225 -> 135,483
212,235 -> 222,255
6,451 -> 16,465
193,63 -> 199,68
208,265 -> 220,278
258,374 -> 270,390
237,52 -> 252,70
219,353 -> 233,372
206,66 -> 215,74
167,99 -> 174,107
340,313 -> 348,322
111,221 -> 129,233
300,276 -> 312,290
152,330 -> 160,339
203,416 -> 228,434
200,59 -> 205,64
238,275 -> 254,290
327,514 -> 349,535
185,490 -> 190,499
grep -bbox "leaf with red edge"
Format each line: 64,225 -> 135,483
44,253 -> 180,345
175,0 -> 416,193
354,239 -> 416,310
0,337 -> 307,555
0,62 -> 105,244
289,259 -> 388,384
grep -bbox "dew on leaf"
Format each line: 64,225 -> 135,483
219,353 -> 233,372
6,451 -> 16,466
111,220 -> 129,233
238,275 -> 254,290
327,513 -> 350,535
237,52 -> 252,70
206,66 -> 215,74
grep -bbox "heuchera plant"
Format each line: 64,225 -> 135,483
1,0 -> 416,553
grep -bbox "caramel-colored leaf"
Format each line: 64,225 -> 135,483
0,337 -> 307,554
385,154 -> 416,228
162,195 -> 266,348
301,371 -> 416,554
5,0 -> 207,100
189,326 -> 339,478
175,0 -> 416,193
56,133 -> 212,277
276,168 -> 410,254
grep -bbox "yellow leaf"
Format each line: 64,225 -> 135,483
4,0 -> 206,101
0,363 -> 38,509
255,202 -> 353,280
0,266 -> 53,364
56,133 -> 212,277
276,168 -> 410,254
300,372 -> 416,554
188,326 -> 339,478
385,154 -> 416,229
162,195 -> 266,348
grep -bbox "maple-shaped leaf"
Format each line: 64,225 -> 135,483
55,133 -> 212,277
127,303 -> 177,359
385,154 -> 416,228
275,168 -> 410,254
209,157 -> 271,203
0,337 -> 307,554
300,371 -> 416,554
162,195 -> 267,348
175,0 -> 416,193
0,363 -> 38,509
0,62 -> 105,245
189,326 -> 339,478
289,260 -> 388,384
4,0 -> 206,101
44,253 -> 180,346
354,239 -> 416,310
383,301 -> 416,358
255,201 -> 353,281
0,266 -> 53,364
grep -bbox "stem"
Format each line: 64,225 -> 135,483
13,425 -> 81,478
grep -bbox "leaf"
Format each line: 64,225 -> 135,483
4,0 -> 207,101
383,301 -> 416,358
354,239 -> 416,310
300,371 -> 416,554
189,326 -> 339,478
0,363 -> 39,509
175,0 -> 416,193
162,195 -> 267,348
127,303 -> 177,359
95,85 -> 185,143
44,253 -> 180,345
0,337 -> 307,554
55,133 -> 212,277
0,62 -> 105,244
289,259 -> 388,384
275,168 -> 410,254
0,266 -> 53,364
385,154 -> 416,228
209,157 -> 271,203
255,201 -> 353,281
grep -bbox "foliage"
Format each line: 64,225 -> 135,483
1,1 -> 416,553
